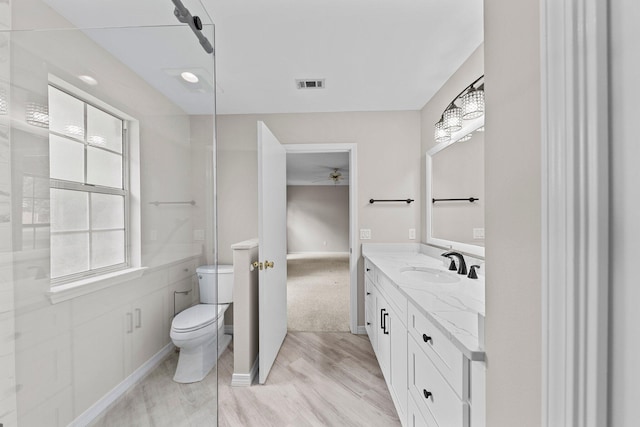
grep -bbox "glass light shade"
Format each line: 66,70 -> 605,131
25,102 -> 49,127
434,120 -> 450,143
0,87 -> 7,115
443,105 -> 463,131
458,133 -> 472,142
461,87 -> 485,119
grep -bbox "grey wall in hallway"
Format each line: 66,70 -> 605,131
287,185 -> 349,253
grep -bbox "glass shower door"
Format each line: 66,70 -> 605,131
0,0 -> 218,425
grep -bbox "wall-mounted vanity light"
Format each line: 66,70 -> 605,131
25,102 -> 49,128
434,75 -> 484,143
0,87 -> 7,115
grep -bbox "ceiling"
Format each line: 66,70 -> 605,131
287,152 -> 349,186
204,0 -> 483,115
41,0 -> 483,116
39,0 -> 483,183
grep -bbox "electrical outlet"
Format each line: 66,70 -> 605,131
409,228 -> 416,240
360,229 -> 372,240
473,228 -> 485,239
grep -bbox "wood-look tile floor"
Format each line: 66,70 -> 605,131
219,332 -> 400,427
92,332 -> 400,427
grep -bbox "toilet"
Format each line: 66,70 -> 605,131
170,264 -> 233,383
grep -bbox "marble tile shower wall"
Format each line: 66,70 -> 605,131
1,8 -> 216,426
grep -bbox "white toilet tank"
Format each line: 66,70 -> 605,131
196,264 -> 234,304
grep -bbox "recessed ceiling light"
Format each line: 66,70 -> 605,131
78,75 -> 98,86
181,71 -> 199,83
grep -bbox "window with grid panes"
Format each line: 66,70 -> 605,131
48,85 -> 129,283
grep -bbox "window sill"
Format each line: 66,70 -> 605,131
47,267 -> 148,304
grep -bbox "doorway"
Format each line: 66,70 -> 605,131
284,144 -> 358,334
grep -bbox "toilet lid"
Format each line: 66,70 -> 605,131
196,264 -> 233,274
172,304 -> 226,332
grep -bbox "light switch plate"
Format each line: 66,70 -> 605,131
409,228 -> 416,240
360,229 -> 372,240
473,228 -> 485,239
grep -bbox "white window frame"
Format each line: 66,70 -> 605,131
47,75 -> 143,301
49,84 -> 129,284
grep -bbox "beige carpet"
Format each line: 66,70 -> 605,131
287,253 -> 350,332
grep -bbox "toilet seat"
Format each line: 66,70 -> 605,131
172,304 -> 227,333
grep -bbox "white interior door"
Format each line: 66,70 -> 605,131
257,121 -> 288,384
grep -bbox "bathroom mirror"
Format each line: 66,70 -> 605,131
426,116 -> 484,257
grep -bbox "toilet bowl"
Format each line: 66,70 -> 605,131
170,264 -> 233,383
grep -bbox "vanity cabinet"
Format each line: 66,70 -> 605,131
365,259 -> 408,423
130,289 -> 166,370
364,256 -> 486,427
365,276 -> 377,352
72,288 -> 167,414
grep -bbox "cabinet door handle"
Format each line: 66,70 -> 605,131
126,312 -> 133,334
423,389 -> 433,399
366,267 -> 371,271
135,308 -> 142,328
380,309 -> 386,330
366,292 -> 371,296
366,322 -> 371,326
383,312 -> 389,335
422,333 -> 432,343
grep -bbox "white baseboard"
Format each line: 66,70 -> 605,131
356,326 -> 367,335
231,355 -> 259,387
70,343 -> 174,427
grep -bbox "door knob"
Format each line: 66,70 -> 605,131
252,261 -> 263,270
264,260 -> 275,269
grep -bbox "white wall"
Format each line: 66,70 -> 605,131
609,0 -> 640,423
217,112 -> 421,323
484,1 -> 541,425
287,185 -> 349,253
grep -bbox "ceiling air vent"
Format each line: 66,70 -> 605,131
296,79 -> 325,89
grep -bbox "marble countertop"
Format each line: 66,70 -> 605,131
362,245 -> 485,361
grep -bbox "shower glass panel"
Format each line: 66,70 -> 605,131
1,1 -> 218,425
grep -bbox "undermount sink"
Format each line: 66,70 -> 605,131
399,267 -> 461,284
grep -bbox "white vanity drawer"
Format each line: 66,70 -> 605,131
408,388 -> 438,427
409,335 -> 467,427
408,302 -> 464,397
168,260 -> 197,283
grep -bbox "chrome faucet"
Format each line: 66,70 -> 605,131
441,251 -> 467,275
